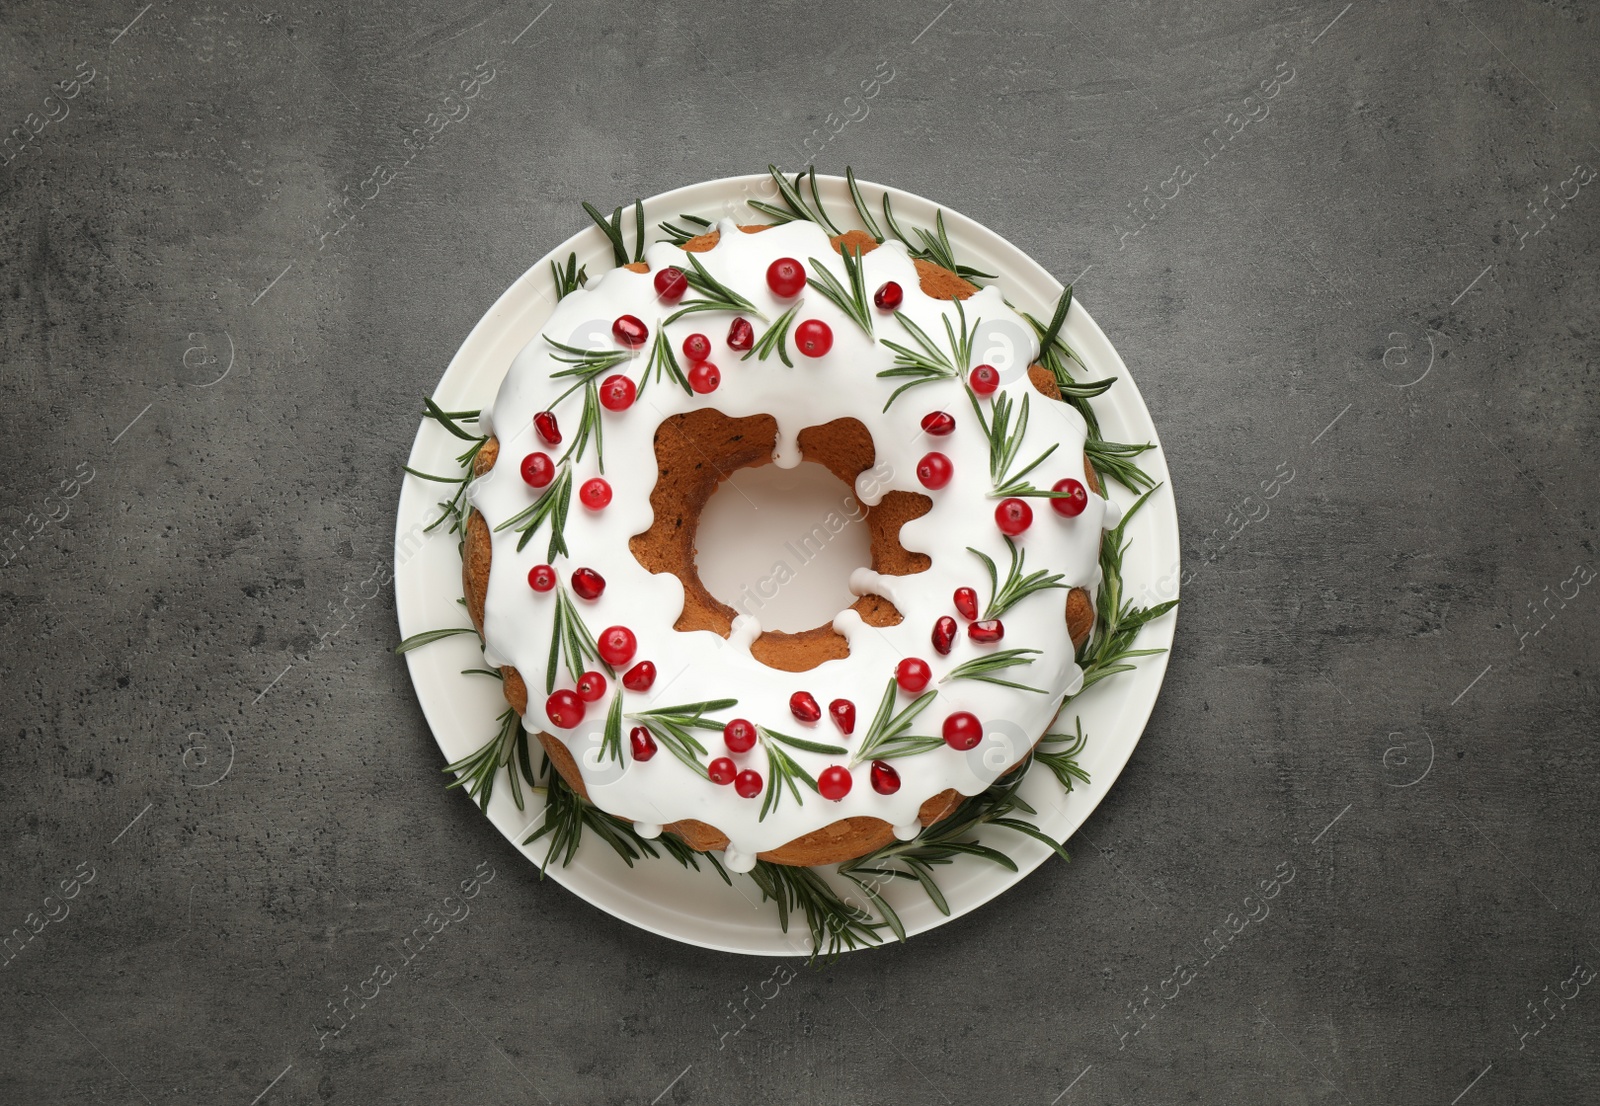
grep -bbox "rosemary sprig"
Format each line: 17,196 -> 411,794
657,213 -> 711,246
968,537 -> 1068,619
845,166 -> 885,241
664,253 -> 765,325
551,252 -> 587,299
806,247 -> 873,336
745,300 -> 804,367
880,194 -> 996,281
746,861 -> 884,955
849,680 -> 942,767
1074,486 -> 1177,695
547,336 -> 631,396
442,707 -> 533,812
395,626 -> 480,653
638,327 -> 691,396
582,199 -> 647,267
545,581 -> 612,694
964,389 -> 1075,501
494,462 -> 574,559
1033,719 -> 1091,792
598,690 -> 625,763
877,299 -> 978,411
1085,439 -> 1157,492
940,648 -> 1047,694
756,727 -> 832,821
406,400 -> 487,535
626,698 -> 738,779
748,164 -> 843,235
560,380 -> 605,472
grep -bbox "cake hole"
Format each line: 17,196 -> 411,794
694,461 -> 872,634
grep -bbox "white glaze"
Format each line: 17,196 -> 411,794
469,219 -> 1114,863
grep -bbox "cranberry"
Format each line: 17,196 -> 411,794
829,698 -> 856,735
968,619 -> 1005,644
630,726 -> 657,761
795,319 -> 833,358
520,451 -> 555,488
1050,478 -> 1089,517
599,375 -> 636,411
534,411 -> 561,444
727,317 -> 754,351
767,257 -> 806,297
527,564 -> 556,592
895,657 -> 932,694
598,625 -> 637,667
995,497 -> 1033,535
576,670 -> 607,702
688,362 -> 721,393
873,281 -> 903,311
622,661 -> 656,691
723,718 -> 757,753
654,266 -> 688,302
612,314 -> 648,348
580,477 -> 612,510
942,711 -> 983,750
932,616 -> 957,656
545,690 -> 584,729
683,333 -> 712,362
870,760 -> 901,795
916,452 -> 953,490
708,757 -> 737,785
818,765 -> 853,801
969,364 -> 999,395
571,567 -> 605,600
921,411 -> 955,436
954,587 -> 979,621
735,769 -> 763,798
789,691 -> 822,723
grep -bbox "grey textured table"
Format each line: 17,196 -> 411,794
3,2 -> 1598,1103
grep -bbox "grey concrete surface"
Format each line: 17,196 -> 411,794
2,1 -> 1598,1103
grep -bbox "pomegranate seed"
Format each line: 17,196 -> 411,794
829,699 -> 856,735
622,661 -> 656,691
818,765 -> 853,801
580,477 -> 612,510
789,691 -> 821,723
683,333 -> 712,362
1050,478 -> 1089,517
612,314 -> 648,348
520,452 -> 555,488
873,281 -> 903,311
708,757 -> 737,785
969,364 -> 999,395
528,564 -> 557,592
533,411 -> 561,444
921,411 -> 955,436
723,718 -> 757,753
571,567 -> 605,600
576,670 -> 607,702
598,626 -> 637,667
968,619 -> 1005,644
727,317 -> 754,351
870,760 -> 901,795
954,587 -> 979,621
795,319 -> 833,358
630,726 -> 657,761
735,769 -> 763,798
942,711 -> 983,750
766,257 -> 806,297
654,266 -> 688,302
545,690 -> 584,729
916,452 -> 953,490
599,375 -> 636,411
688,362 -> 720,393
895,658 -> 932,693
995,497 -> 1033,535
932,616 -> 957,655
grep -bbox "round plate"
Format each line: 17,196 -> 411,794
395,174 -> 1180,956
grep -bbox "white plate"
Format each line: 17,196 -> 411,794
395,174 -> 1180,956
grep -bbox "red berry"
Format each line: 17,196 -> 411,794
818,765 -> 853,801
1050,478 -> 1089,517
534,411 -> 561,444
970,364 -> 999,395
995,497 -> 1033,535
727,317 -> 754,351
520,452 -> 555,488
723,718 -> 757,753
954,587 -> 979,621
528,564 -> 557,592
576,670 -> 607,702
580,477 -> 612,510
612,314 -> 648,348
767,257 -> 806,297
896,657 -> 932,693
942,711 -> 983,750
622,661 -> 656,691
795,319 -> 833,358
688,362 -> 720,393
708,757 -> 737,785
599,375 -> 636,411
829,698 -> 856,735
654,266 -> 688,302
921,411 -> 955,436
571,567 -> 605,600
932,616 -> 957,656
916,452 -> 953,490
968,619 -> 1005,644
735,769 -> 763,798
683,333 -> 712,362
545,690 -> 584,729
630,726 -> 657,761
598,625 -> 637,667
870,760 -> 901,795
874,281 -> 903,311
789,691 -> 821,723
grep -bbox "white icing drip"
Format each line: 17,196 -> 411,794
1101,495 -> 1124,531
472,220 -> 1105,862
729,613 -> 762,654
893,822 -> 921,841
634,823 -> 662,840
